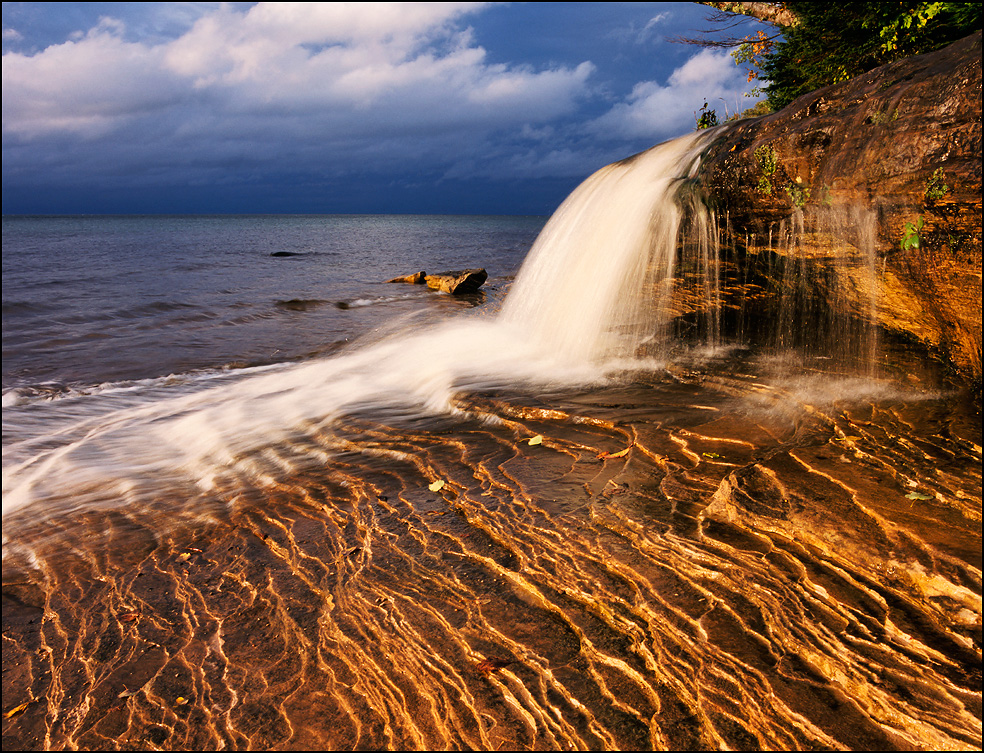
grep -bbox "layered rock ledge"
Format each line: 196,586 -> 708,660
695,31 -> 982,387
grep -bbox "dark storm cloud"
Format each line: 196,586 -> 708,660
2,2 -> 765,214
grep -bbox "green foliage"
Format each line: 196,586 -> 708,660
727,97 -> 773,122
759,2 -> 982,110
925,168 -> 950,200
740,99 -> 773,119
901,216 -> 925,250
754,144 -> 779,194
869,107 -> 899,124
755,144 -> 778,174
695,101 -> 719,129
785,181 -> 810,208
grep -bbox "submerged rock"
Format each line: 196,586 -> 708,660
276,298 -> 327,311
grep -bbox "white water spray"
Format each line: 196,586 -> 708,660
2,133 -> 717,519
501,132 -> 713,361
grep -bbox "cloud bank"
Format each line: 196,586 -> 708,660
2,2 -> 764,213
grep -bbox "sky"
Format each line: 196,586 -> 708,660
2,2 -> 769,215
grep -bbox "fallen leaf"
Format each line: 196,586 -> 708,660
475,657 -> 513,676
834,436 -> 861,442
177,552 -> 191,562
176,696 -> 188,706
428,479 -> 445,492
905,491 -> 933,501
528,434 -> 543,446
598,444 -> 632,460
4,701 -> 30,720
702,452 -> 722,459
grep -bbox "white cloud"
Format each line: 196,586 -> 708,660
589,48 -> 759,140
2,1 -> 592,145
2,21 -> 181,138
606,11 -> 671,46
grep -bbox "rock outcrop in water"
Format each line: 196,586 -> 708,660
387,268 -> 489,294
696,31 -> 982,388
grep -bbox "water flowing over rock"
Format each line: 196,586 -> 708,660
2,35 -> 981,753
696,31 -> 982,388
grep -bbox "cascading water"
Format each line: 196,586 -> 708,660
2,133 -> 720,519
2,131 -> 980,752
500,132 -> 716,362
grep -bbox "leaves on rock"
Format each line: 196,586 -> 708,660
597,444 -> 632,460
428,479 -> 445,492
475,657 -> 513,676
528,434 -> 543,446
905,491 -> 933,501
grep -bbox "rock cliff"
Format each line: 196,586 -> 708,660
696,31 -> 982,389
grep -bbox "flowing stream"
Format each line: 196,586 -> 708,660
2,132 -> 981,751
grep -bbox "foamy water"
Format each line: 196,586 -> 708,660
3,135 -> 714,520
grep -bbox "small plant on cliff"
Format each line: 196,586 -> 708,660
695,102 -> 719,130
925,168 -> 950,200
901,216 -> 925,250
785,180 -> 811,208
869,107 -> 899,124
755,144 -> 779,195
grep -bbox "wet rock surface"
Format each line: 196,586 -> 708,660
695,31 -> 982,386
387,269 -> 489,294
3,363 -> 981,750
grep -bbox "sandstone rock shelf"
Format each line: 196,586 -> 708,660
693,31 -> 982,388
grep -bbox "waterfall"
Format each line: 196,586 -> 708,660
3,128 -> 885,519
500,129 -> 880,374
500,132 -> 718,363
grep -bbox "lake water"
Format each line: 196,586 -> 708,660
2,152 -> 980,750
2,214 -> 544,391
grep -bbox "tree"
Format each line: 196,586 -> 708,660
761,2 -> 981,109
696,2 -> 798,27
683,2 -> 982,111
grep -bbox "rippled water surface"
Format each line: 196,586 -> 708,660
3,168 -> 981,750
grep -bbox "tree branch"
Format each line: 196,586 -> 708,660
697,2 -> 799,27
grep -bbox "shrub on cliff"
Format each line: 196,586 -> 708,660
760,2 -> 983,109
